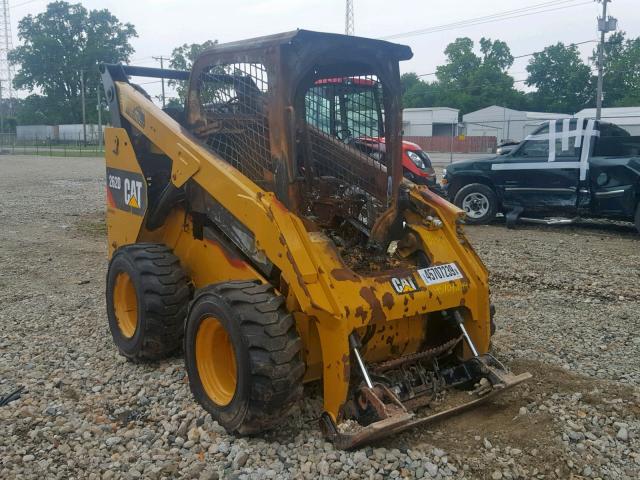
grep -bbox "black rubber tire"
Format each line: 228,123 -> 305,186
106,243 -> 190,361
635,203 -> 640,234
490,303 -> 497,337
453,183 -> 499,225
184,281 -> 304,435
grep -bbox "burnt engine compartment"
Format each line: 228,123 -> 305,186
299,176 -> 410,274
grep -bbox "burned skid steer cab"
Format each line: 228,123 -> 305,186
100,30 -> 530,448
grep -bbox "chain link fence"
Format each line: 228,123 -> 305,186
0,133 -> 105,157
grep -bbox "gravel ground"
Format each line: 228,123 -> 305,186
1,155 -> 638,480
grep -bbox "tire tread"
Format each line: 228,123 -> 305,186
108,243 -> 189,361
189,280 -> 304,434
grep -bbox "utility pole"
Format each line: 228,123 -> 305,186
80,69 -> 87,145
153,56 -> 167,107
595,0 -> 617,120
449,122 -> 454,164
0,80 -> 4,135
345,0 -> 354,35
97,82 -> 102,149
0,0 -> 14,116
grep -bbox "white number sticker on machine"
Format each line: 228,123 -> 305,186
418,263 -> 464,285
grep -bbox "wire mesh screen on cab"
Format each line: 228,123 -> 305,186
192,63 -> 272,186
303,76 -> 389,202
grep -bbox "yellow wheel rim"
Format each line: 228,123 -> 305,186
195,316 -> 237,406
113,272 -> 138,338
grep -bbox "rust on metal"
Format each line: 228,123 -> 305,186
331,268 -> 360,282
381,292 -> 394,310
372,335 -> 462,373
359,286 -> 385,323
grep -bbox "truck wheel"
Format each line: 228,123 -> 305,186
106,243 -> 190,361
185,281 -> 304,435
635,203 -> 640,234
454,183 -> 498,225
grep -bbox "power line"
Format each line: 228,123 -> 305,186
385,0 -> 579,39
131,55 -> 171,64
414,39 -> 598,79
383,0 -> 590,40
512,39 -> 598,59
9,0 -> 42,9
381,0 -> 592,40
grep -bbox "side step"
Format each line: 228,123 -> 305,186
519,216 -> 577,225
506,205 -> 578,228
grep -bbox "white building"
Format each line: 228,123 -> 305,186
58,124 -> 104,143
16,125 -> 58,141
16,124 -> 104,143
574,107 -> 640,135
463,105 -> 568,143
402,107 -> 459,136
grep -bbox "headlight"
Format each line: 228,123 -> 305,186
406,150 -> 425,170
442,168 -> 447,178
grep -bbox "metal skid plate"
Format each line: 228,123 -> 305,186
322,355 -> 531,450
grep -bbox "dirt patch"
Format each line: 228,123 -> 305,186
375,359 -> 639,478
511,359 -> 638,404
75,211 -> 107,237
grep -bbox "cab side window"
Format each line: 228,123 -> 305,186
519,125 -> 548,158
518,121 -> 580,159
555,120 -> 580,158
555,139 -> 579,158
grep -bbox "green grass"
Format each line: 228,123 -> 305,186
75,212 -> 107,237
5,149 -> 104,157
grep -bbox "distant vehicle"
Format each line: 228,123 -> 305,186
310,77 -> 437,187
441,120 -> 640,232
496,140 -> 520,156
354,136 -> 437,186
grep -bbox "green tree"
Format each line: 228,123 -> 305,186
479,38 -> 513,70
401,38 -> 526,114
168,40 -> 218,102
9,1 -> 137,123
601,32 -> 640,107
436,38 -> 482,87
0,98 -> 20,132
14,95 -> 51,124
400,73 -> 441,108
525,42 -> 593,113
434,37 -> 523,114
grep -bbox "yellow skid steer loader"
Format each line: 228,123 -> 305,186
100,30 -> 530,449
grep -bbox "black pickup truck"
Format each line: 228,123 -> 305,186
442,120 -> 640,232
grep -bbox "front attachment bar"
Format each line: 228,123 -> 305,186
320,354 -> 531,450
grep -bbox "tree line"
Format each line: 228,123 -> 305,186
402,32 -> 640,115
2,1 -> 218,131
2,1 -> 639,132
